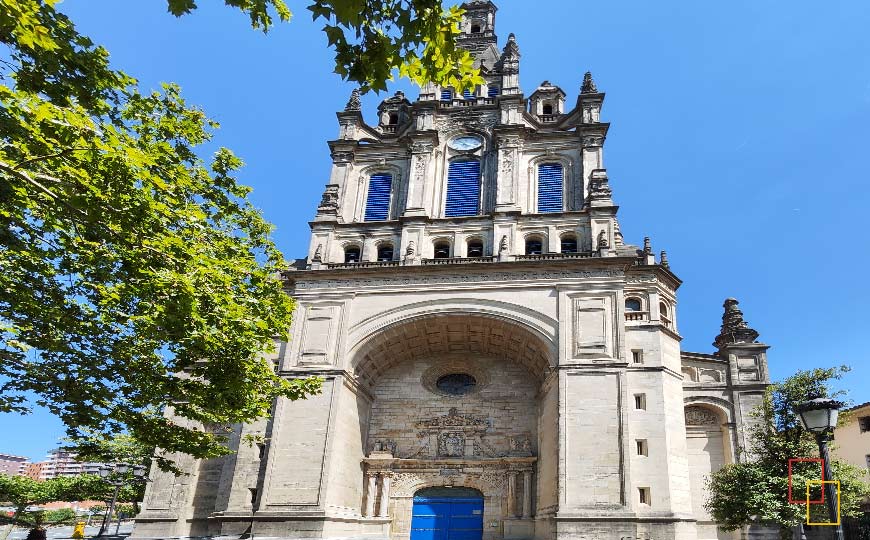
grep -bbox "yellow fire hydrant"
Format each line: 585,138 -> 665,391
72,521 -> 86,539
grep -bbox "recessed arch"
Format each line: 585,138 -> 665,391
347,302 -> 557,388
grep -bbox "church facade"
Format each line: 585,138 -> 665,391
132,2 -> 771,540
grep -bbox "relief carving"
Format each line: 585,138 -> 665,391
438,432 -> 465,457
685,406 -> 720,426
417,407 -> 489,430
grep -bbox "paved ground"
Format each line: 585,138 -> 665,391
7,522 -> 133,539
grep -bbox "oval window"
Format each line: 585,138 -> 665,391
436,373 -> 477,396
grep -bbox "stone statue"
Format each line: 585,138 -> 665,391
581,71 -> 598,94
405,241 -> 416,256
499,235 -> 508,254
597,230 -> 609,250
312,244 -> 323,263
344,88 -> 361,112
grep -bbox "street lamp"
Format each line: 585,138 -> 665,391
795,396 -> 844,540
95,463 -> 148,537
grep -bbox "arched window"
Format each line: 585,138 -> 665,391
388,113 -> 399,125
364,173 -> 392,221
440,88 -> 453,101
445,160 -> 481,217
538,163 -> 564,213
625,298 -> 642,312
525,237 -> 543,255
660,302 -> 673,327
467,238 -> 484,257
560,235 -> 578,253
377,244 -> 394,261
542,103 -> 553,115
488,85 -> 500,97
344,246 -> 361,263
433,241 -> 451,259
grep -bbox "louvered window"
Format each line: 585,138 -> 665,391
462,88 -> 474,99
488,85 -> 500,97
537,163 -> 564,213
445,160 -> 481,217
364,173 -> 392,221
441,88 -> 453,101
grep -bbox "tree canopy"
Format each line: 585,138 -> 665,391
1,0 -> 481,465
706,367 -> 870,538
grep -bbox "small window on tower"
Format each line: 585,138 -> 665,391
525,238 -> 543,255
636,439 -> 648,456
470,23 -> 481,34
344,246 -> 361,263
377,244 -> 394,261
625,298 -> 642,312
434,241 -> 451,259
462,88 -> 474,100
634,393 -> 647,410
632,350 -> 644,364
560,236 -> 578,253
440,88 -> 453,101
467,239 -> 484,258
638,487 -> 650,505
388,113 -> 399,125
542,103 -> 554,115
488,85 -> 500,97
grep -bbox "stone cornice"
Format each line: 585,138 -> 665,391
287,257 -> 636,293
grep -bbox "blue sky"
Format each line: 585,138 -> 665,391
1,0 -> 868,460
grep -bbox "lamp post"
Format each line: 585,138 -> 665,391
795,396 -> 845,540
95,463 -> 148,537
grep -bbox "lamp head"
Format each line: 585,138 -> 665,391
795,396 -> 843,433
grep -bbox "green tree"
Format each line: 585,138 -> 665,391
706,367 -> 870,539
0,474 -> 108,540
0,0 -> 481,467
0,0 -> 323,467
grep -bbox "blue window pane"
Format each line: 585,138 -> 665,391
488,86 -> 500,97
537,163 -> 563,213
440,89 -> 453,101
364,173 -> 392,221
462,88 -> 474,99
445,160 -> 480,217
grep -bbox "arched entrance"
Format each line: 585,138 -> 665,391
411,487 -> 484,540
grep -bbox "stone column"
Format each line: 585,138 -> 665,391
507,471 -> 518,517
404,141 -> 434,217
495,135 -> 521,212
377,474 -> 392,517
364,473 -> 377,517
522,471 -> 532,519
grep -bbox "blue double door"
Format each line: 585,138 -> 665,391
410,489 -> 484,540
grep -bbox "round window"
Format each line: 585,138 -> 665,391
436,373 -> 477,396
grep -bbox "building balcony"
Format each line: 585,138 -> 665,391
624,311 -> 648,322
326,260 -> 401,269
538,114 -> 561,123
421,256 -> 498,265
514,252 -> 593,261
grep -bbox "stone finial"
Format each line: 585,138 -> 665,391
643,237 -> 652,254
660,250 -> 669,268
586,169 -> 613,205
317,185 -> 339,211
345,88 -> 361,112
613,219 -> 625,247
312,244 -> 323,263
581,71 -> 598,94
713,298 -> 760,349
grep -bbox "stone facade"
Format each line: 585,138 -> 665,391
132,2 -> 772,539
